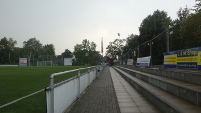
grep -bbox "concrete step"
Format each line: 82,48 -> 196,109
122,65 -> 201,86
116,66 -> 201,106
113,66 -> 201,113
109,67 -> 162,113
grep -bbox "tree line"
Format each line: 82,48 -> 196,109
106,0 -> 201,65
0,37 -> 102,65
0,37 -> 55,65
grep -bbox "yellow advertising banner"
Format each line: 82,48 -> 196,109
198,51 -> 201,66
163,47 -> 201,70
164,54 -> 177,65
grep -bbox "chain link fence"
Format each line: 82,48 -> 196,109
121,29 -> 169,66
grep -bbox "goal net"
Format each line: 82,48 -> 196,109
37,61 -> 52,66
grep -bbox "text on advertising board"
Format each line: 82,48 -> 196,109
163,47 -> 201,70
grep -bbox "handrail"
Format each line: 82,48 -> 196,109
49,66 -> 97,113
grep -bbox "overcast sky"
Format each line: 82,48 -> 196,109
0,0 -> 195,55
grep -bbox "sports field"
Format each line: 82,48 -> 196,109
0,66 -> 87,113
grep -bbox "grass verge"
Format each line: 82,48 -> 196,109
0,66 -> 88,113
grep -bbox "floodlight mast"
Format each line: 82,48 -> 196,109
101,37 -> 103,57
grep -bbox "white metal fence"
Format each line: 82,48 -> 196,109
45,65 -> 103,113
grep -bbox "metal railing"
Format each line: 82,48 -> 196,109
45,65 -> 103,113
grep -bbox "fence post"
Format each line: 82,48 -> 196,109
138,45 -> 140,58
88,69 -> 90,86
150,40 -> 152,66
77,70 -> 80,98
166,27 -> 170,52
96,66 -> 99,77
50,75 -> 54,113
94,68 -> 96,80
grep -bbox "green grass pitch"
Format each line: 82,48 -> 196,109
0,66 -> 87,113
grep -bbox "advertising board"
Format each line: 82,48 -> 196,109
64,58 -> 73,66
163,47 -> 201,70
127,59 -> 133,65
136,56 -> 151,67
19,58 -> 27,66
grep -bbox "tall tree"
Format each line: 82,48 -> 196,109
23,37 -> 42,65
73,44 -> 85,65
170,7 -> 191,50
194,0 -> 201,13
139,10 -> 171,44
138,10 -> 171,65
180,12 -> 201,48
23,37 -> 42,56
121,34 -> 139,64
105,38 -> 125,65
90,41 -> 96,51
13,47 -> 23,63
82,39 -> 90,51
0,37 -> 17,64
177,7 -> 191,21
62,49 -> 73,58
42,44 -> 55,55
73,39 -> 101,65
37,44 -> 56,61
122,34 -> 139,54
106,42 -> 116,61
0,37 -> 17,51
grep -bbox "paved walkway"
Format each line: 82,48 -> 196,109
67,66 -> 161,113
66,66 -> 120,113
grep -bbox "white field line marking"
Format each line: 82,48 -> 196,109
0,89 -> 44,109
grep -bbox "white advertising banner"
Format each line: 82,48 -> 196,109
19,58 -> 27,66
64,58 -> 72,66
127,59 -> 133,65
136,56 -> 151,67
